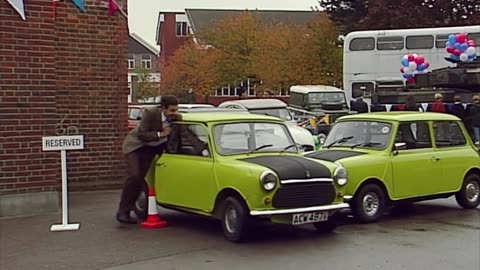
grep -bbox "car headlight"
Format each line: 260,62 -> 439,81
260,171 -> 278,191
333,167 -> 348,186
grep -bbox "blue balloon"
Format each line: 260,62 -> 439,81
402,74 -> 412,79
448,34 -> 456,44
454,42 -> 462,49
418,64 -> 426,71
460,43 -> 468,52
401,58 -> 409,67
450,54 -> 460,60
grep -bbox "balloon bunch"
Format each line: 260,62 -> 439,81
400,54 -> 429,84
445,33 -> 477,62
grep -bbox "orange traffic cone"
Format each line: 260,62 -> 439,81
141,187 -> 168,229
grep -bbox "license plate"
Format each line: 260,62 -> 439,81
291,211 -> 329,225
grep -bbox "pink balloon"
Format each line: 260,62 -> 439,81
424,61 -> 430,68
407,77 -> 416,84
457,33 -> 467,43
408,54 -> 415,62
468,40 -> 476,47
415,56 -> 425,65
446,46 -> 456,53
453,49 -> 462,56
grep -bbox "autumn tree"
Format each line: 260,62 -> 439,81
317,0 -> 368,34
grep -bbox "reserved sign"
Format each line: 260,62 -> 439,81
42,135 -> 84,151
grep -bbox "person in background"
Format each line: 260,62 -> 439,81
450,95 -> 466,123
404,95 -> 421,111
351,96 -> 369,113
431,93 -> 446,113
466,95 -> 480,144
116,95 -> 180,224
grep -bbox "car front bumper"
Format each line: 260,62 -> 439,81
249,203 -> 350,216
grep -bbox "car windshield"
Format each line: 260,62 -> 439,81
308,92 -> 346,104
213,122 -> 297,155
323,121 -> 393,149
248,108 -> 293,121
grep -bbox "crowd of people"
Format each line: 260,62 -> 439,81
350,93 -> 480,144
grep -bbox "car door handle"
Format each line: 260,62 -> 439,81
431,157 -> 441,162
157,162 -> 167,167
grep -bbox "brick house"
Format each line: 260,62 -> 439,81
0,0 -> 128,217
155,9 -> 317,105
128,33 -> 161,103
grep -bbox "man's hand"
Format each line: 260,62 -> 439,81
160,126 -> 171,137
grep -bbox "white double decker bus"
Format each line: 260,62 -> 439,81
343,25 -> 480,106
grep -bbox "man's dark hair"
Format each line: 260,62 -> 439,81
161,95 -> 179,109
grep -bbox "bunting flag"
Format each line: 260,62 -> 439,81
6,0 -> 26,20
108,0 -> 127,18
421,103 -> 429,112
53,0 -> 61,19
385,104 -> 392,112
462,103 -> 468,109
71,0 -> 85,12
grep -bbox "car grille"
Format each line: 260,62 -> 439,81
272,182 -> 336,208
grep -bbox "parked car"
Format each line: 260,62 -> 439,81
218,99 -> 319,151
178,103 -> 215,110
137,112 -> 350,242
305,112 -> 480,223
127,104 -> 160,131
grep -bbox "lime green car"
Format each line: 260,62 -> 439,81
140,113 -> 349,242
305,112 -> 480,223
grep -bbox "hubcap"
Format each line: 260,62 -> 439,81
466,181 -> 480,203
225,206 -> 238,234
363,192 -> 380,216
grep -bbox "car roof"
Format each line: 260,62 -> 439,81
219,99 -> 287,109
290,85 -> 344,94
338,112 -> 461,122
128,104 -> 160,109
180,108 -> 248,113
181,112 -> 284,123
178,104 -> 215,108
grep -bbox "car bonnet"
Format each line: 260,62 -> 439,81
304,149 -> 367,163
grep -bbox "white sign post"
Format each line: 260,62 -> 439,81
42,135 -> 84,232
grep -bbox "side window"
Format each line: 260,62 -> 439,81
129,108 -> 141,120
406,35 -> 434,49
377,36 -> 404,50
395,122 -> 432,150
352,82 -> 374,98
167,124 -> 210,157
349,37 -> 375,51
435,34 -> 450,48
433,121 -> 466,147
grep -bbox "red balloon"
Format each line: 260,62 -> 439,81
468,40 -> 476,47
408,54 -> 415,62
400,67 -> 405,73
453,49 -> 462,56
424,61 -> 430,68
457,33 -> 467,43
446,46 -> 456,53
415,56 -> 425,65
407,77 -> 416,84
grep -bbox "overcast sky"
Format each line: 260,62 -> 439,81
128,0 -> 317,47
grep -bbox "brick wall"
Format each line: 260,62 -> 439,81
0,0 -> 128,195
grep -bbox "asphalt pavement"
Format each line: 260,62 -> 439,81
1,190 -> 479,270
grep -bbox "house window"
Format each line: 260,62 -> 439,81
176,22 -> 188,36
141,54 -> 151,69
128,54 -> 135,69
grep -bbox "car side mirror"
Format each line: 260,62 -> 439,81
393,142 -> 407,155
136,116 -> 142,120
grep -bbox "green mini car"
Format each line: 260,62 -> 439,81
305,112 -> 480,223
140,113 -> 349,242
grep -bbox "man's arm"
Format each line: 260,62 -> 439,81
137,109 -> 162,142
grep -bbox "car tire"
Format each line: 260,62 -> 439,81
351,184 -> 386,223
455,174 -> 480,209
220,196 -> 250,243
313,219 -> 337,234
133,181 -> 149,221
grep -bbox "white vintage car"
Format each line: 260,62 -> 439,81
218,99 -> 318,151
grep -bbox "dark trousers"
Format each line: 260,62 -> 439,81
118,144 -> 165,214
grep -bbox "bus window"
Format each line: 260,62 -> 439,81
435,34 -> 450,48
349,37 -> 375,51
467,33 -> 480,45
406,35 -> 434,49
377,36 -> 404,50
352,82 -> 374,98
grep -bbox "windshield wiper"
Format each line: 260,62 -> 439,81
248,144 -> 273,154
325,136 -> 354,149
350,142 -> 382,149
281,144 -> 298,152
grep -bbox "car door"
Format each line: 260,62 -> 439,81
432,120 -> 476,192
390,121 -> 443,198
155,123 -> 217,212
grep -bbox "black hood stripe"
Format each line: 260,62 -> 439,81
240,155 -> 331,180
305,150 -> 366,162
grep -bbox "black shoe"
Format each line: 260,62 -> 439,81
116,211 -> 138,224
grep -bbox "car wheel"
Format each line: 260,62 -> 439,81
455,174 -> 480,209
220,196 -> 250,243
133,182 -> 148,221
313,219 -> 337,234
351,184 -> 386,223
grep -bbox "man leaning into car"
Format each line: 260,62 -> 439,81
116,95 -> 181,224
